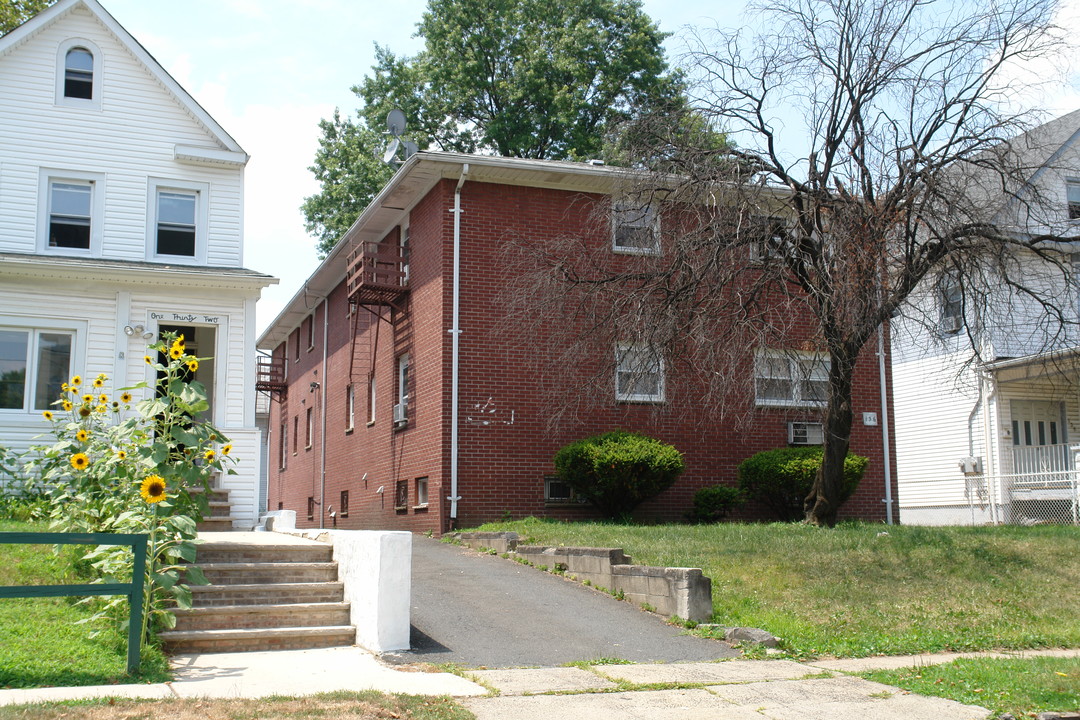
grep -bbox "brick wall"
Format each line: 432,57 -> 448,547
268,177 -> 899,534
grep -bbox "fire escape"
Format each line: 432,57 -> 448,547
255,353 -> 287,400
346,238 -> 409,394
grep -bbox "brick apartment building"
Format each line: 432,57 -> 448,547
257,152 -> 898,534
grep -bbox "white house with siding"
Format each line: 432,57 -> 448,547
0,0 -> 276,525
892,110 -> 1080,525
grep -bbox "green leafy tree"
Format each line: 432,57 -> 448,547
302,0 -> 685,257
0,0 -> 53,36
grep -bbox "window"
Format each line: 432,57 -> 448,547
394,480 -> 408,511
367,374 -> 377,425
394,354 -> 410,426
612,200 -> 659,254
48,180 -> 91,249
278,421 -> 287,469
415,477 -> 428,508
1068,179 -> 1080,220
307,497 -> 315,521
305,407 -> 313,449
545,476 -> 582,504
939,272 -> 963,334
755,350 -> 830,408
0,329 -> 72,411
307,315 -> 315,350
345,384 -> 355,432
64,47 -> 93,99
55,39 -> 100,108
748,217 -> 789,261
340,490 -> 349,517
615,343 -> 664,403
789,421 -> 825,445
155,190 -> 196,257
294,329 -> 300,362
292,416 -> 298,454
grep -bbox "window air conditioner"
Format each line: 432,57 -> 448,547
941,315 -> 962,334
392,402 -> 407,425
789,421 -> 824,445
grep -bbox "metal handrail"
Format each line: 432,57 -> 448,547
0,532 -> 148,673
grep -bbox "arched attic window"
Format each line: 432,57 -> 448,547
64,47 -> 94,99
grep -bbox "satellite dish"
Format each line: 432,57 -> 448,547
382,137 -> 401,164
386,109 -> 407,137
403,140 -> 418,159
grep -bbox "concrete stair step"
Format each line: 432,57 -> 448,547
205,501 -> 233,518
195,543 -> 333,565
189,487 -> 231,504
190,582 -> 345,606
197,562 -> 339,585
173,602 -> 352,631
197,517 -> 238,531
158,625 -> 356,654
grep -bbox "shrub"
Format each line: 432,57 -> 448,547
553,430 -> 684,519
688,484 -> 743,523
738,446 -> 868,522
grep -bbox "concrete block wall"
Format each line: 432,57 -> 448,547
451,532 -> 713,623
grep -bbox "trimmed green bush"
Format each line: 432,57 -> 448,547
553,430 -> 684,519
738,446 -> 868,522
689,484 -> 744,523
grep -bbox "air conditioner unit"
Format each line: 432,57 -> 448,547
941,315 -> 962,334
392,402 -> 407,425
789,421 -> 824,445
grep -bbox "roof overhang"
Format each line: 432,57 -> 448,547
984,346 -> 1080,384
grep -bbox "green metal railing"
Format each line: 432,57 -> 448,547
0,532 -> 148,674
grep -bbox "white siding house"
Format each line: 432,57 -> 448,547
0,0 -> 276,526
893,110 -> 1080,525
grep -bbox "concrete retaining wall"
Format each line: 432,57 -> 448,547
449,531 -> 713,623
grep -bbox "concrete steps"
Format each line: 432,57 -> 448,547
191,487 -> 246,532
159,537 -> 355,654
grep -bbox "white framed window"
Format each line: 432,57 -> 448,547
612,199 -> 659,254
146,179 -> 208,263
307,314 -> 316,351
748,217 -> 789,261
615,343 -> 664,403
278,421 -> 287,469
55,38 -> 101,109
305,407 -> 313,449
0,327 -> 73,412
39,170 -> 104,255
789,421 -> 825,445
367,373 -> 377,425
755,349 -> 830,408
1067,179 -> 1080,220
394,354 -> 410,426
345,383 -> 355,432
415,476 -> 429,508
939,272 -> 963,334
400,223 -> 410,284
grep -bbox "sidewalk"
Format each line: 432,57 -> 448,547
1,646 -> 1076,718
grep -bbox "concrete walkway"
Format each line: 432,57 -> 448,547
1,647 -> 1076,718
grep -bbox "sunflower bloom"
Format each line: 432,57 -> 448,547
42,410 -> 54,421
95,404 -> 106,414
82,394 -> 93,403
75,429 -> 89,442
70,375 -> 82,387
144,355 -> 153,365
70,453 -> 89,470
61,383 -> 70,393
92,378 -> 104,388
221,444 -> 232,456
139,475 -> 167,503
204,449 -> 216,461
169,346 -> 183,360
116,450 -> 127,460
78,405 -> 92,418
62,400 -> 73,411
120,392 -> 132,403
187,359 -> 199,372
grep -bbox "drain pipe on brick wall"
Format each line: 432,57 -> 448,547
877,322 -> 894,524
448,163 -> 469,527
319,296 -> 329,529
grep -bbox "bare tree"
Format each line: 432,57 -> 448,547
506,0 -> 1077,526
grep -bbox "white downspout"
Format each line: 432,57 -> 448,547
448,164 -> 469,525
319,297 -> 329,529
980,372 -> 999,524
877,323 -> 894,524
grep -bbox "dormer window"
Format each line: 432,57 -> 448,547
64,48 -> 94,99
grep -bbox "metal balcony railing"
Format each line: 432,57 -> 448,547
346,240 -> 408,309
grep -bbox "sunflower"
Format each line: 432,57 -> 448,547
111,401 -> 120,411
169,346 -> 184,360
120,392 -> 132,403
115,450 -> 127,460
70,375 -> 82,387
70,453 -> 89,470
75,429 -> 89,442
94,404 -> 106,414
144,355 -> 153,365
92,378 -> 104,388
187,358 -> 199,372
82,394 -> 93,403
42,410 -> 53,421
139,475 -> 167,503
61,383 -> 70,393
78,405 -> 92,418
203,449 -> 216,461
62,400 -> 73,411
221,444 -> 232,456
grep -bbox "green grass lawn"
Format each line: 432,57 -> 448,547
472,518 -> 1080,658
0,520 -> 171,688
863,655 -> 1080,717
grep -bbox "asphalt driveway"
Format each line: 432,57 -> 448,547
401,537 -> 736,668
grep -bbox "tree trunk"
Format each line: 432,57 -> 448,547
804,348 -> 855,527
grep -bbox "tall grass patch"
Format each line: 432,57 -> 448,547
475,518 -> 1080,657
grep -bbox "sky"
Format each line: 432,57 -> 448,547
97,0 -> 1079,337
